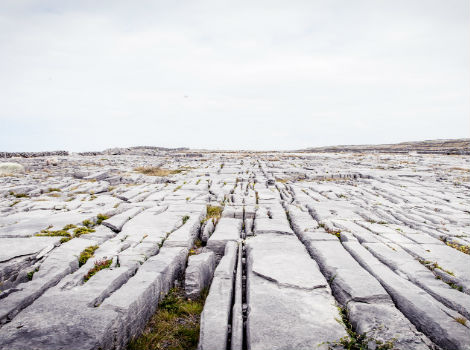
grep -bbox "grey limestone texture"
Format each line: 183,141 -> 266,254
0,150 -> 469,350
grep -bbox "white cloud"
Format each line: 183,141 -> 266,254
0,0 -> 468,151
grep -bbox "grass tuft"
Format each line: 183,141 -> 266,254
325,307 -> 395,349
48,188 -> 61,192
74,226 -> 96,237
134,167 -> 183,177
128,287 -> 207,350
27,267 -> 39,280
455,316 -> 467,326
205,205 -> 223,222
96,213 -> 109,225
79,245 -> 99,267
84,258 -> 112,282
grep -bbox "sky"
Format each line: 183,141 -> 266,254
0,0 -> 469,151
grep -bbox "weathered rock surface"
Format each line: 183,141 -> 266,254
0,150 -> 468,350
185,251 -> 216,299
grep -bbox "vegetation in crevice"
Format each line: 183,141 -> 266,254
79,245 -> 99,267
96,213 -> 110,225
134,167 -> 183,177
83,258 -> 112,282
204,205 -> 223,223
417,259 -> 454,276
128,287 -> 208,350
48,187 -> 62,192
440,238 -> 470,255
27,267 -> 39,280
36,222 -> 95,243
9,191 -> 29,198
324,306 -> 395,350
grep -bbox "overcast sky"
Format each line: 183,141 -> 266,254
1,0 -> 469,151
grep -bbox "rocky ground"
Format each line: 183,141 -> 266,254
0,151 -> 469,350
299,138 -> 470,155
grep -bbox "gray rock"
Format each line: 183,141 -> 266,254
0,162 -> 24,175
246,234 -> 346,350
206,217 -> 242,256
344,241 -> 470,350
102,207 -> 144,232
185,251 -> 216,299
198,242 -> 238,350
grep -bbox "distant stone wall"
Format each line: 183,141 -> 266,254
0,151 -> 69,158
77,151 -> 104,156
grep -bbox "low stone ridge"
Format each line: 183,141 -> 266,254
298,138 -> 470,155
0,151 -> 69,158
0,148 -> 469,350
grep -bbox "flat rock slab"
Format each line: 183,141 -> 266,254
102,207 -> 144,232
1,151 -> 469,350
185,251 -> 216,299
0,237 -> 60,262
344,241 -> 470,350
206,217 -> 242,256
199,242 -> 238,350
246,234 -> 347,350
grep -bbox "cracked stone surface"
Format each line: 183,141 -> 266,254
0,150 -> 469,350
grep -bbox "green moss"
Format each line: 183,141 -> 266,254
96,214 -> 109,225
27,267 -> 39,280
82,219 -> 94,228
449,283 -> 464,292
324,307 -> 395,349
73,226 -> 96,237
128,287 -> 207,350
84,258 -> 112,282
79,245 -> 99,267
182,215 -> 190,225
445,241 -> 470,255
205,205 -> 223,222
194,238 -> 202,248
36,229 -> 71,239
418,259 -> 454,276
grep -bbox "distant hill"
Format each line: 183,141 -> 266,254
296,139 -> 469,155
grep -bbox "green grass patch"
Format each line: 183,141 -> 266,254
84,258 -> 112,282
79,245 -> 99,267
128,287 -> 207,350
445,241 -> 470,255
36,229 -> 71,239
96,213 -> 109,225
48,188 -> 61,192
36,223 -> 95,243
324,307 -> 395,349
73,226 -> 96,237
27,267 -> 39,280
9,191 -> 29,198
205,205 -> 222,222
82,219 -> 94,228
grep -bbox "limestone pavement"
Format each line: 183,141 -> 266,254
0,151 -> 469,349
